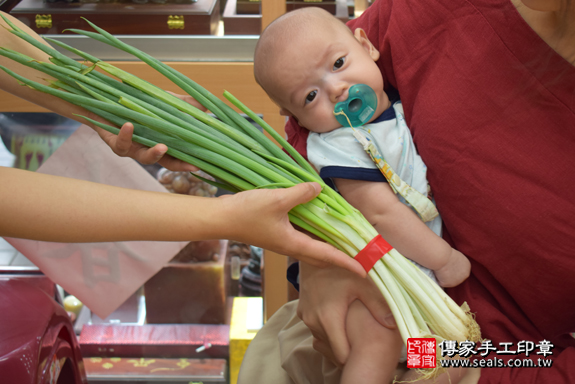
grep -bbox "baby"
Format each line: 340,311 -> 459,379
254,7 -> 471,383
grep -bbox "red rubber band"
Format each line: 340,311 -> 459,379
355,235 -> 393,272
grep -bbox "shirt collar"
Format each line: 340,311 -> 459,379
370,101 -> 397,124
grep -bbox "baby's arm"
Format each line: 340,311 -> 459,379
334,178 -> 470,287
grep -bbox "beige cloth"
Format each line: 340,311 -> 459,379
238,300 -> 342,384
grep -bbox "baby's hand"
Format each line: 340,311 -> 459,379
434,249 -> 471,288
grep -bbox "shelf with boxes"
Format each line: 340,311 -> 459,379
9,0 -> 220,35
7,0 -> 353,36
223,0 -> 351,35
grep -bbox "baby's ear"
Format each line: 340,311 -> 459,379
354,28 -> 380,61
280,108 -> 307,129
279,108 -> 305,127
279,107 -> 293,117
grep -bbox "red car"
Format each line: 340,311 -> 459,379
0,271 -> 87,384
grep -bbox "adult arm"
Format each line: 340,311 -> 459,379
0,167 -> 364,274
0,12 -> 194,171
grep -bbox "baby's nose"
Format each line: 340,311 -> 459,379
329,82 -> 349,103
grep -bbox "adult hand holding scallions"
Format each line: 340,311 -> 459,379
101,121 -> 198,172
0,15 -> 481,376
110,92 -> 208,171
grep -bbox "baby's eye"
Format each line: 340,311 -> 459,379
333,57 -> 345,70
305,90 -> 317,104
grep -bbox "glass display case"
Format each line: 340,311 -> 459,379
0,112 -> 80,171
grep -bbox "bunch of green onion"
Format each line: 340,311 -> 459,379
0,15 -> 480,374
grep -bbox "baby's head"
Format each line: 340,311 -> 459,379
254,7 -> 390,133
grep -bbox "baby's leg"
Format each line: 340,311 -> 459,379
340,300 -> 404,384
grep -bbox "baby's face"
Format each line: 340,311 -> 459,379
267,26 -> 389,133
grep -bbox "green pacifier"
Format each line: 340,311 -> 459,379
334,84 -> 378,127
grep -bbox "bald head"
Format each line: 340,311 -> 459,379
254,7 -> 352,98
